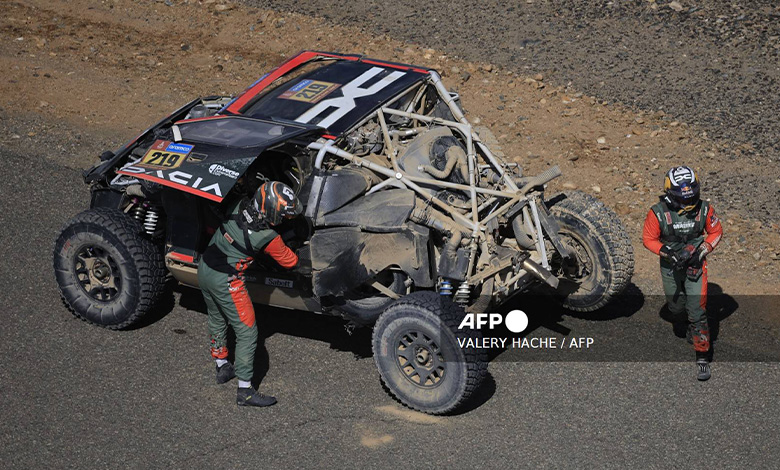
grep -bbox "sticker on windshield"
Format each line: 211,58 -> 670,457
279,79 -> 340,104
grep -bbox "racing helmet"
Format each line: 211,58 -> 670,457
663,166 -> 700,212
253,181 -> 302,226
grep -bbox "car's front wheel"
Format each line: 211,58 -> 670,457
53,208 -> 166,329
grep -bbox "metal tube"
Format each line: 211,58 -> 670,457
314,140 -> 336,170
306,142 -> 476,231
389,127 -> 426,138
478,196 -> 498,213
428,72 -> 519,191
376,111 -> 400,174
366,178 -> 407,194
529,198 -> 549,269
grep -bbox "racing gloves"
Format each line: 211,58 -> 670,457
660,244 -> 696,270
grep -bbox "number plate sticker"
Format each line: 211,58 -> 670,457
138,140 -> 194,169
279,79 -> 340,104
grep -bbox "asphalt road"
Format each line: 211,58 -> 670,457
1,148 -> 779,469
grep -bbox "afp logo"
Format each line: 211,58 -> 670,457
458,310 -> 529,333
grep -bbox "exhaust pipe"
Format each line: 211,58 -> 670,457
522,258 -> 559,289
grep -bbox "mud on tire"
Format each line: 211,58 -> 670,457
547,191 -> 634,312
372,291 -> 488,415
53,208 -> 166,329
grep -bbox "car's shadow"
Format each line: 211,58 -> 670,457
174,282 -> 646,412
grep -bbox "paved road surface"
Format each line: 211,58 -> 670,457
1,148 -> 778,468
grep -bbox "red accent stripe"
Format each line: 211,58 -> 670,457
116,170 -> 223,202
322,134 -> 337,140
167,252 -> 194,263
226,51 -> 328,113
229,277 -> 256,328
361,59 -> 430,74
225,50 -> 428,114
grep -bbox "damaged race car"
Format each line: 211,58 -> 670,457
54,51 -> 634,414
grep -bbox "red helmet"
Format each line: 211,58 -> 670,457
253,181 -> 302,226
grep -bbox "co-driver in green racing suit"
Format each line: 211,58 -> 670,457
198,181 -> 301,407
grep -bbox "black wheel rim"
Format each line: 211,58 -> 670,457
73,245 -> 121,302
394,329 -> 445,388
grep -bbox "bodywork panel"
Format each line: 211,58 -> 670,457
310,224 -> 433,297
116,117 -> 322,202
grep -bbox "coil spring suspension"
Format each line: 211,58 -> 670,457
439,279 -> 453,296
129,198 -> 161,236
455,282 -> 471,304
143,208 -> 160,235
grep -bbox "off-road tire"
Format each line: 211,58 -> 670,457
53,208 -> 166,329
547,191 -> 634,312
372,291 -> 488,415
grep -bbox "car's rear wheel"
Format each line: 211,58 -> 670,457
372,291 -> 487,415
547,191 -> 634,312
53,208 -> 166,329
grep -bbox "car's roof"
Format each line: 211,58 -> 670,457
222,51 -> 432,138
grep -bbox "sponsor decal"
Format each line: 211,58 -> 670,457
166,142 -> 194,154
265,277 -> 294,289
281,184 -> 295,200
670,166 -> 694,185
672,221 -> 695,230
279,79 -> 340,104
208,164 -> 240,179
296,67 -> 406,129
223,232 -> 235,244
710,213 -> 719,228
118,165 -> 224,199
665,212 -> 673,225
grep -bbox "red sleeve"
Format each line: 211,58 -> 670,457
642,209 -> 664,255
703,205 -> 723,250
263,235 -> 298,269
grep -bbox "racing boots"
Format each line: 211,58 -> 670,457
216,362 -> 236,384
237,387 -> 277,407
696,356 -> 711,381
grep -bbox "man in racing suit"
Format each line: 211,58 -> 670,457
198,181 -> 301,407
642,166 -> 723,381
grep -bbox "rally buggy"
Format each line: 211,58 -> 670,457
54,51 -> 634,414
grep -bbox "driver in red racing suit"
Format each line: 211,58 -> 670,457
642,166 -> 723,381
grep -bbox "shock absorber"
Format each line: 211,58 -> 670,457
455,282 -> 471,305
439,279 -> 453,296
143,207 -> 160,235
130,197 -> 147,223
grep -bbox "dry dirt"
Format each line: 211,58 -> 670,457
1,0 -> 777,295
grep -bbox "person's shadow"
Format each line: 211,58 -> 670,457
657,282 -> 738,361
178,285 -> 375,387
